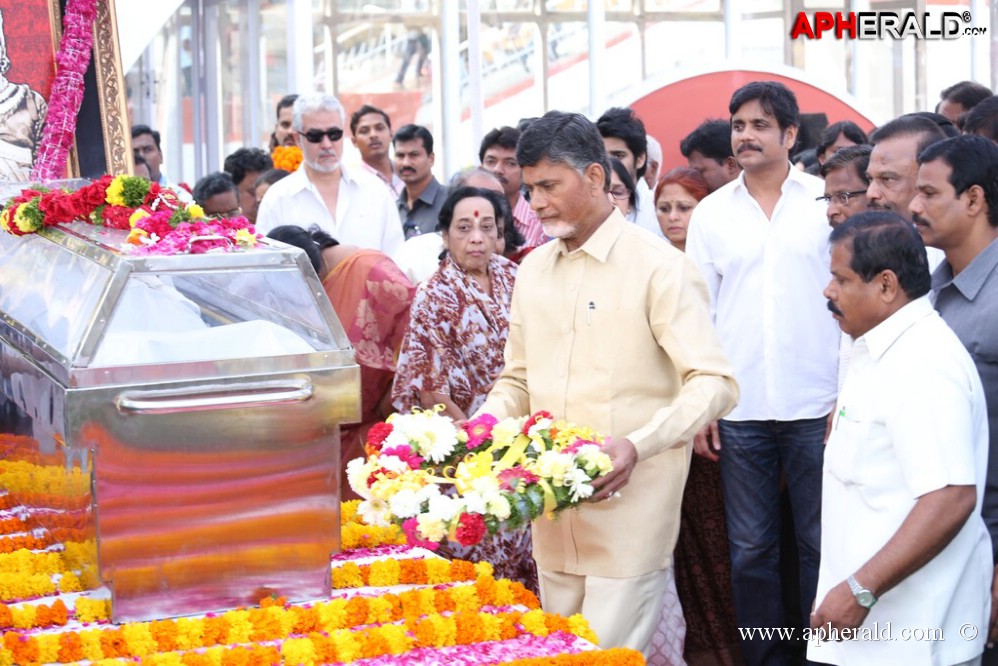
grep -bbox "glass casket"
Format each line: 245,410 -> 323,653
0,221 -> 360,622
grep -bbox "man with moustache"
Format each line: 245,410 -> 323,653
351,104 -> 403,197
394,124 -> 447,239
819,144 -> 871,228
810,211 -> 990,666
909,135 -> 998,662
866,115 -> 945,219
272,94 -> 298,149
686,81 -> 840,666
479,126 -> 546,248
256,94 -> 403,255
478,110 -> 738,658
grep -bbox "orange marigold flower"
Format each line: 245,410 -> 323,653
99,627 -> 129,658
398,558 -> 427,585
57,631 -> 84,663
201,615 -> 229,647
344,596 -> 369,627
49,599 -> 69,626
150,619 -> 179,652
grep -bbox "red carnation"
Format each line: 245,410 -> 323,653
522,410 -> 554,435
38,192 -> 79,224
102,206 -> 134,230
367,422 -> 394,452
455,512 -> 487,547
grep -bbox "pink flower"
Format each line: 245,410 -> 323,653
497,467 -> 540,491
463,413 -> 497,449
402,518 -> 440,551
381,445 -> 424,470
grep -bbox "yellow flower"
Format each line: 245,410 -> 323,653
0,207 -> 12,232
234,228 -> 257,248
13,206 -> 36,233
454,452 -> 495,495
280,637 -> 317,666
129,208 -> 151,228
187,203 -> 205,219
105,176 -> 127,206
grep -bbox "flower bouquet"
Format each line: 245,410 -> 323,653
347,407 -> 613,550
0,175 -> 260,256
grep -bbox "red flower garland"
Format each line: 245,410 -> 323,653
30,0 -> 100,182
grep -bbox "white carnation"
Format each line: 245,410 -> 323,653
388,488 -> 424,519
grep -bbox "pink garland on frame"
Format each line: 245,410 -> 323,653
30,0 -> 101,182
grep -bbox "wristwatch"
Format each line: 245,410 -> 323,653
847,574 -> 877,609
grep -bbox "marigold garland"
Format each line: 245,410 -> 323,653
271,145 -> 303,172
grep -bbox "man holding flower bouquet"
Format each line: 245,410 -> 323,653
478,110 -> 739,658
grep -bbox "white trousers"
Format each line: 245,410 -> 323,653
538,565 -> 681,660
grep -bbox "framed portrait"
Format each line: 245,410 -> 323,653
0,0 -> 129,183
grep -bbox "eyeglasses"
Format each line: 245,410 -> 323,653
210,206 -> 243,219
301,127 -> 344,143
816,190 -> 867,205
609,187 -> 630,200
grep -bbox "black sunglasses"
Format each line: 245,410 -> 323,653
301,127 -> 344,143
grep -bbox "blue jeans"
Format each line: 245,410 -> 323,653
718,417 -> 826,666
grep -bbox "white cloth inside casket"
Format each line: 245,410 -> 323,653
90,276 -> 315,366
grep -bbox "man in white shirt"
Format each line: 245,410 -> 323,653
350,104 -> 404,198
256,94 -> 403,256
686,81 -> 841,666
809,211 -> 990,666
596,107 -> 665,239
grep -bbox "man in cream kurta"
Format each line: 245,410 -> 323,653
478,110 -> 739,657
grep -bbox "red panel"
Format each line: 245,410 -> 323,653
630,70 -> 877,172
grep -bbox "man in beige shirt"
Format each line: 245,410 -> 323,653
478,110 -> 738,657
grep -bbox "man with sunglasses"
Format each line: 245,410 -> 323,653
256,94 -> 404,256
818,144 -> 872,228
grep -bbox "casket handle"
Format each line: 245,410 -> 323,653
115,379 -> 314,414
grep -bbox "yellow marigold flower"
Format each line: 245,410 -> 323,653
122,623 -> 158,657
280,637 -> 317,666
58,572 -> 83,592
34,633 -> 61,664
106,176 -> 127,206
226,609 -> 253,643
75,597 -> 111,623
332,561 -> 364,589
11,605 -> 35,629
129,208 -> 151,228
521,609 -> 549,637
79,628 -> 105,662
174,617 -> 205,650
187,203 -> 205,219
329,628 -> 361,664
379,623 -> 412,654
0,207 -> 11,232
569,613 -> 600,643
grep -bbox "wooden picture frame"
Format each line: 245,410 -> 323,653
0,0 -> 129,183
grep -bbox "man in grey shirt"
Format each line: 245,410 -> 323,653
394,124 -> 447,238
910,134 -> 998,656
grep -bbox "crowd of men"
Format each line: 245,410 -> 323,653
131,77 -> 998,666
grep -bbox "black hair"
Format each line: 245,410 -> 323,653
223,148 -> 273,186
517,110 -> 611,190
820,144 -> 872,183
254,168 -> 291,191
191,171 -> 237,206
131,124 -> 161,149
902,112 -> 959,138
679,119 -> 734,161
870,115 -> 948,157
478,126 -> 521,163
393,124 -> 434,155
729,81 -> 800,133
438,186 -> 507,235
595,107 -> 648,178
940,80 -> 992,110
608,157 -> 637,211
267,225 -> 340,276
829,211 -> 930,299
817,121 -> 869,159
918,135 -> 998,228
961,96 -> 998,141
276,94 -> 298,119
349,104 -> 392,135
